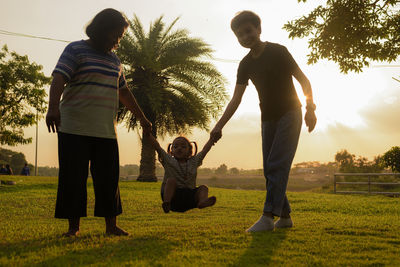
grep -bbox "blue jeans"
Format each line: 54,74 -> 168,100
262,108 -> 302,217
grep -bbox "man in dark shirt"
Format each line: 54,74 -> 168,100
21,163 -> 30,176
211,10 -> 317,232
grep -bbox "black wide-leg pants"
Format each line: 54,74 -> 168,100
55,132 -> 122,218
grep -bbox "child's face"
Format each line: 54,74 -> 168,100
233,22 -> 261,49
171,138 -> 191,160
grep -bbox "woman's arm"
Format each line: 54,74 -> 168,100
119,88 -> 152,133
46,73 -> 66,133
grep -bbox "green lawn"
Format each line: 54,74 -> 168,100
0,176 -> 399,266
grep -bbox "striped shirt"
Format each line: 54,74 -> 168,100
53,40 -> 127,139
159,149 -> 205,190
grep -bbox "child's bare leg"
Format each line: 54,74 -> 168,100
162,178 -> 177,213
105,216 -> 129,236
196,185 -> 216,209
63,217 -> 80,237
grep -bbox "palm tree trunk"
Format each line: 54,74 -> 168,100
137,126 -> 158,182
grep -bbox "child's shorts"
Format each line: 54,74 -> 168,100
161,187 -> 199,212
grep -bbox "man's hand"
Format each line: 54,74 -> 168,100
305,109 -> 317,132
140,117 -> 152,134
46,108 -> 61,133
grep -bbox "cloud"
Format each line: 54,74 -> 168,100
299,87 -> 400,162
358,87 -> 400,134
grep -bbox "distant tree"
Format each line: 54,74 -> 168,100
198,167 -> 214,175
381,146 -> 400,172
116,15 -> 227,182
0,148 -> 31,174
10,152 -> 26,175
119,164 -> 140,177
292,161 -> 338,174
0,45 -> 50,146
284,0 -> 400,73
0,148 -> 11,166
335,149 -> 384,173
354,155 -> 384,173
229,167 -> 240,175
215,164 -> 228,175
37,166 -> 59,177
335,149 -> 355,172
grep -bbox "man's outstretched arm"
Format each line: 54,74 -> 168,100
211,84 -> 247,141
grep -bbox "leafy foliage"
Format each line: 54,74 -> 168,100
334,149 -> 384,173
229,167 -> 240,175
215,163 -> 228,175
381,146 -> 400,172
117,15 -> 227,135
284,0 -> 400,73
0,45 -> 50,145
0,148 -> 30,174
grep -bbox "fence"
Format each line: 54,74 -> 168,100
334,173 -> 400,195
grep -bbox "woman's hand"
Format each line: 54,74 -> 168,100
46,108 -> 61,133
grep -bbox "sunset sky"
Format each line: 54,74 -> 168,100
1,0 -> 399,169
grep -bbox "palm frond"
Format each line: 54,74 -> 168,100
116,15 -> 228,137
159,38 -> 213,68
167,64 -> 227,105
160,17 -> 180,43
129,15 -> 146,44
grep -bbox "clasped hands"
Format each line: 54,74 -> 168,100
139,117 -> 152,134
210,126 -> 222,145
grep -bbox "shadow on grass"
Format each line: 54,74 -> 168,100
40,236 -> 174,266
1,233 -> 174,266
235,229 -> 288,266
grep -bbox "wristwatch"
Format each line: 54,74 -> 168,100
306,102 -> 316,111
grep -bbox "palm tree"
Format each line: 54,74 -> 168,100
116,15 -> 228,181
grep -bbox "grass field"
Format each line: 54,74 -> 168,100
1,176 -> 399,266
197,173 -> 332,192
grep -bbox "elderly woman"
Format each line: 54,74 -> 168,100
46,8 -> 151,236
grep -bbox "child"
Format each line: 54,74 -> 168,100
146,132 -> 217,213
211,10 -> 317,232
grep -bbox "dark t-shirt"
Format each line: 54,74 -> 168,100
236,42 -> 301,121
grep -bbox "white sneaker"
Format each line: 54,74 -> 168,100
246,215 -> 274,232
274,217 -> 293,228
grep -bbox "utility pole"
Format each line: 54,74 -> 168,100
35,108 -> 38,176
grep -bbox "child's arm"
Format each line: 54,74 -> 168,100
211,84 -> 247,141
199,136 -> 216,158
293,67 -> 317,133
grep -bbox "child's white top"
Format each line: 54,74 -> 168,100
158,148 -> 205,189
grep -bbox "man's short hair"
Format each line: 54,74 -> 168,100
231,10 -> 261,32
